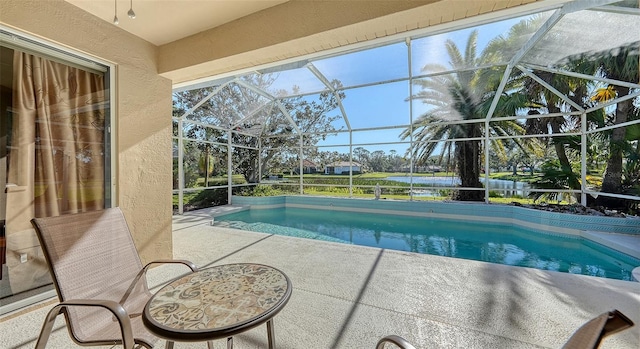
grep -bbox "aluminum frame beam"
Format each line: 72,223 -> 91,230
179,80 -> 234,119
515,65 -> 585,112
235,79 -> 302,134
306,63 -> 351,131
485,9 -> 564,120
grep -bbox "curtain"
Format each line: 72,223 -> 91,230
8,51 -> 106,218
1,134 -> 5,280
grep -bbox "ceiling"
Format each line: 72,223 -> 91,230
65,0 -> 289,46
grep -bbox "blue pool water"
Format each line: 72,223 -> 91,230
215,207 -> 640,280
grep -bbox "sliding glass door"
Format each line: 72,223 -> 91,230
0,33 -> 111,312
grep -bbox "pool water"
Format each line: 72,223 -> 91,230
215,207 -> 640,280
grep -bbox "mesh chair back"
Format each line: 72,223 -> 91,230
32,208 -> 152,344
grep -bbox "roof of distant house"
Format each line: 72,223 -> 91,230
303,159 -> 318,167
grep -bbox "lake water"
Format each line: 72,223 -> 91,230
386,176 -> 531,197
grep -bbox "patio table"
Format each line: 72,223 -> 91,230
143,263 -> 292,349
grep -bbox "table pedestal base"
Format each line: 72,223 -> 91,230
162,319 -> 276,349
164,340 -> 214,349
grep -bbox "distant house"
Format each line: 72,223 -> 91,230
291,159 -> 319,174
325,161 -> 362,174
303,159 -> 319,174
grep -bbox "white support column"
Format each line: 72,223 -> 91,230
484,120 -> 490,203
299,134 -> 303,195
581,112 -> 587,206
258,137 -> 262,184
227,130 -> 233,204
349,131 -> 353,198
178,118 -> 185,215
407,37 -> 414,201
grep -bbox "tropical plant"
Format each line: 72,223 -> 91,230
529,160 -> 580,203
584,45 -> 639,209
486,14 -> 614,203
491,16 -> 581,189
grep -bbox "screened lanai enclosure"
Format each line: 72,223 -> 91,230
173,0 -> 640,215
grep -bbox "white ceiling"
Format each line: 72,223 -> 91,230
65,0 -> 289,46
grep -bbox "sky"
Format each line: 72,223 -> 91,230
275,15 -> 533,157
178,12 -> 543,159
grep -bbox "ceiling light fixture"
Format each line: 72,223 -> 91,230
113,0 -> 119,24
127,0 -> 136,19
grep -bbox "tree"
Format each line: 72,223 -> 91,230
353,147 -> 370,170
171,103 -> 226,188
173,75 -> 345,183
525,43 -> 640,208
586,45 -> 640,208
402,30 -> 526,201
497,17 -> 639,209
388,150 -> 405,172
369,150 -> 389,172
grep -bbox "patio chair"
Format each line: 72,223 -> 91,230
376,335 -> 417,349
31,207 -> 198,349
375,309 -> 634,349
562,309 -> 634,349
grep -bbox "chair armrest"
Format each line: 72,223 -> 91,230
142,259 -> 198,273
35,299 -> 135,349
119,260 -> 198,307
376,335 -> 417,349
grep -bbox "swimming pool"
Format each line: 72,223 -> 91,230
216,206 -> 640,281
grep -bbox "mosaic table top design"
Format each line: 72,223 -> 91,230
143,263 -> 291,340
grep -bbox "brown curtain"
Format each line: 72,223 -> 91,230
9,51 -> 106,218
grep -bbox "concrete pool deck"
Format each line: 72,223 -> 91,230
1,207 -> 639,348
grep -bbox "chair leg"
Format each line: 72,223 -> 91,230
267,319 -> 275,349
165,340 -> 174,349
207,340 -> 214,349
34,304 -> 64,349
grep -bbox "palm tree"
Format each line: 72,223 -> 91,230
402,30 -> 526,201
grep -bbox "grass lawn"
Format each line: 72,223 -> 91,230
176,171 -> 582,210
298,171 -> 544,183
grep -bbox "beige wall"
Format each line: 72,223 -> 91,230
159,0 -> 545,85
0,0 -> 173,263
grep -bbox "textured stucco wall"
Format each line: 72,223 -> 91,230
0,0 -> 173,263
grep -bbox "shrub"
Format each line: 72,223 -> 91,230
489,190 -> 503,198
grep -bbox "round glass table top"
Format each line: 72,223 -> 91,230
143,263 -> 291,341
